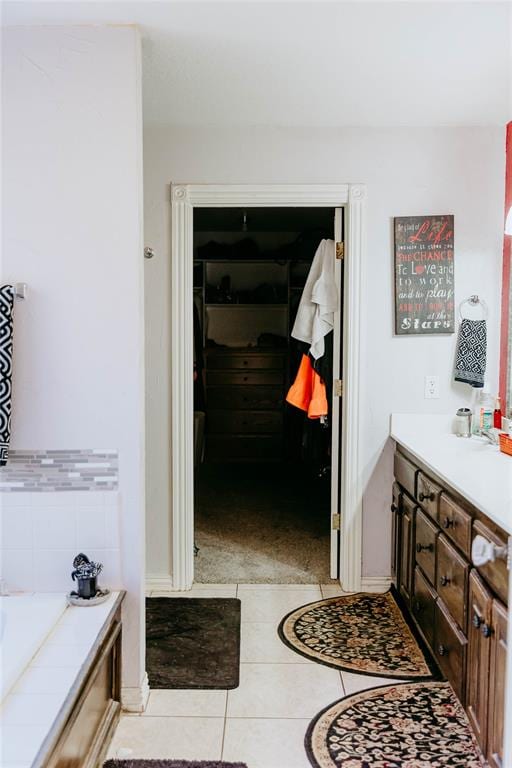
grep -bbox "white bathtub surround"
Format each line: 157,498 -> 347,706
0,491 -> 121,593
0,594 -> 67,702
0,592 -> 122,768
390,413 -> 512,534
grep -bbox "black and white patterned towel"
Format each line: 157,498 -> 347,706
0,285 -> 14,465
454,318 -> 487,388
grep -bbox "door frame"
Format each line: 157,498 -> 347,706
170,183 -> 366,591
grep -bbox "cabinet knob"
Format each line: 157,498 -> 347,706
413,600 -> 422,613
419,490 -> 435,502
391,503 -> 398,513
442,517 -> 454,529
243,376 -> 248,382
416,542 -> 434,553
481,623 -> 492,638
440,575 -> 450,587
438,644 -> 447,656
472,614 -> 482,629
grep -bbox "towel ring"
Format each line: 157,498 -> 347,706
458,295 -> 488,321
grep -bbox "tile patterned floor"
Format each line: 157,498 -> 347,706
107,583 -> 397,768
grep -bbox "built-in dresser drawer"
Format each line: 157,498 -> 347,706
208,410 -> 283,434
415,508 -> 437,585
417,472 -> 442,522
472,520 -> 509,605
394,452 -> 417,498
435,598 -> 468,704
207,353 -> 285,371
438,494 -> 472,558
207,370 -> 283,386
207,386 -> 283,410
412,565 -> 436,649
436,534 -> 469,632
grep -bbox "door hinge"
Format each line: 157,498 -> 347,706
332,513 -> 341,531
336,241 -> 344,260
334,379 -> 344,397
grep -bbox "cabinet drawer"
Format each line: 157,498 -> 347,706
435,598 -> 467,703
436,534 -> 469,632
472,520 -> 509,605
206,434 -> 283,461
417,472 -> 442,521
207,410 -> 282,434
438,494 -> 472,558
412,566 -> 436,649
207,354 -> 285,371
207,370 -> 283,386
394,452 -> 417,498
207,386 -> 283,410
415,508 -> 437,585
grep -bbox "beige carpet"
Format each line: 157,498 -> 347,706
194,463 -> 331,583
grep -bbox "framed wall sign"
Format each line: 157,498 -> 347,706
394,215 -> 455,335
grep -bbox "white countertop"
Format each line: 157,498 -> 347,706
391,414 -> 512,535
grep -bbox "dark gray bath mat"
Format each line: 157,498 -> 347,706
104,762 -> 248,768
146,597 -> 241,689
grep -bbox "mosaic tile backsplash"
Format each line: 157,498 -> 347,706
0,449 -> 118,491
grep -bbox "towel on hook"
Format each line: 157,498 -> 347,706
0,285 -> 14,465
454,318 -> 487,388
291,239 -> 337,360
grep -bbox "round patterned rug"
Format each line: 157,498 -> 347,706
278,590 -> 436,678
305,681 -> 485,768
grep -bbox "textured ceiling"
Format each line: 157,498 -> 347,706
2,2 -> 511,126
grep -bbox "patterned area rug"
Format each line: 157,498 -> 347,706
104,762 -> 248,767
305,682 -> 485,767
278,590 -> 437,678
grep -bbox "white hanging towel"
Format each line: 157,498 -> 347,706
291,239 -> 337,360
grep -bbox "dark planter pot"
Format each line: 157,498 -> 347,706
76,576 -> 97,599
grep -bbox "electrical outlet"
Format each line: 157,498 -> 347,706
424,375 -> 440,399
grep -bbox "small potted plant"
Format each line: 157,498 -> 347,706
71,553 -> 103,599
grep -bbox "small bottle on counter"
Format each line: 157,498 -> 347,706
493,396 -> 502,430
473,388 -> 494,434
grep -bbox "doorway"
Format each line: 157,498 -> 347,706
170,184 -> 366,592
192,206 -> 340,583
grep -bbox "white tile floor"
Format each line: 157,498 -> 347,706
107,583 -> 393,768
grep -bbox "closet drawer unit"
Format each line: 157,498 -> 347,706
417,472 -> 442,522
435,598 -> 468,703
436,534 -> 469,632
412,566 -> 436,649
472,521 -> 509,605
207,353 -> 286,371
414,508 -> 437,586
206,434 -> 283,461
207,370 -> 283,386
394,452 -> 417,498
208,410 -> 283,434
438,494 -> 472,558
207,386 -> 283,411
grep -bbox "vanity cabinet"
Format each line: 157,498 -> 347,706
393,448 -> 509,764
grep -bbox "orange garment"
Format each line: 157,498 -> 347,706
286,354 -> 328,419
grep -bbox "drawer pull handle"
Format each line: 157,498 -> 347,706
243,376 -> 248,382
416,543 -> 434,553
440,575 -> 450,587
481,623 -> 492,638
442,517 -> 454,529
419,491 -> 435,502
438,644 -> 447,656
243,361 -> 248,366
413,600 -> 423,613
472,614 -> 482,629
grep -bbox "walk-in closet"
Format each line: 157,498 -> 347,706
192,207 -> 343,583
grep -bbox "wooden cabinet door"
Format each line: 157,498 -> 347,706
391,482 -> 402,588
399,495 -> 415,606
466,571 -> 492,754
487,599 -> 508,768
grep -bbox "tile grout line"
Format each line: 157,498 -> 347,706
220,689 -> 229,759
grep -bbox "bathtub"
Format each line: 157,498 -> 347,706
0,594 -> 68,702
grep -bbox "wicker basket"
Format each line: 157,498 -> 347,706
498,432 -> 512,457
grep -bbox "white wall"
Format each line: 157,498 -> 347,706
2,26 -> 146,699
144,125 -> 505,580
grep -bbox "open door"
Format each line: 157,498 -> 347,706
330,207 -> 344,579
